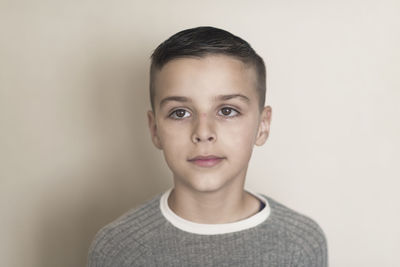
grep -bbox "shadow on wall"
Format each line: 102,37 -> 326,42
33,41 -> 171,267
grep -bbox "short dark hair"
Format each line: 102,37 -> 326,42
149,26 -> 266,111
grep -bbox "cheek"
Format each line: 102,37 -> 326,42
219,119 -> 259,151
158,125 -> 189,170
158,122 -> 190,149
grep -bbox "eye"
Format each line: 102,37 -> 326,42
218,107 -> 239,117
169,109 -> 191,119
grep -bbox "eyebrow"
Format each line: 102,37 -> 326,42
216,94 -> 250,102
159,94 -> 250,108
159,96 -> 191,108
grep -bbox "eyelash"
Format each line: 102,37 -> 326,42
168,109 -> 191,120
168,107 -> 241,120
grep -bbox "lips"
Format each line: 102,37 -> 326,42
188,155 -> 225,167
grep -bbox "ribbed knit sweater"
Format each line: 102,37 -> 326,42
88,189 -> 328,266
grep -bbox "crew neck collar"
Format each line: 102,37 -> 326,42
160,188 -> 270,235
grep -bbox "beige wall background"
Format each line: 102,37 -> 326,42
1,0 -> 399,266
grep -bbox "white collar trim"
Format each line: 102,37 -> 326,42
160,188 -> 270,235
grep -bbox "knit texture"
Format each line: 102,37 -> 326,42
88,193 -> 328,267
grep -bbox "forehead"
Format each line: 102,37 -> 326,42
153,55 -> 258,104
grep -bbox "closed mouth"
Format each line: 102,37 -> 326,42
188,155 -> 225,167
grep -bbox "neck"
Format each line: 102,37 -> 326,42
168,182 -> 260,224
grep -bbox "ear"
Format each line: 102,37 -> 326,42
255,106 -> 272,146
147,110 -> 162,150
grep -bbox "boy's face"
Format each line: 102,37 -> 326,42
148,55 -> 271,194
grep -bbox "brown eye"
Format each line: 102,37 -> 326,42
221,107 -> 232,116
218,107 -> 239,117
169,109 -> 190,119
175,110 -> 186,117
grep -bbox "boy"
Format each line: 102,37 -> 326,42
88,26 -> 328,266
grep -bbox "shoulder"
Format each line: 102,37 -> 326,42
87,194 -> 165,267
263,195 -> 328,267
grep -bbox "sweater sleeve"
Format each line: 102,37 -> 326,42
85,198 -> 161,267
265,195 -> 328,267
296,223 -> 328,267
87,248 -> 105,267
86,223 -> 150,267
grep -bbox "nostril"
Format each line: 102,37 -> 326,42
192,134 -> 216,143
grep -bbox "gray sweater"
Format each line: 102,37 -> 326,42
88,190 -> 327,266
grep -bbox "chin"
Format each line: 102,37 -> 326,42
190,184 -> 224,194
179,174 -> 233,194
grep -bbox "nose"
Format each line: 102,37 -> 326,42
191,115 -> 217,144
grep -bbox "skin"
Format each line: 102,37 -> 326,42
148,55 -> 272,224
